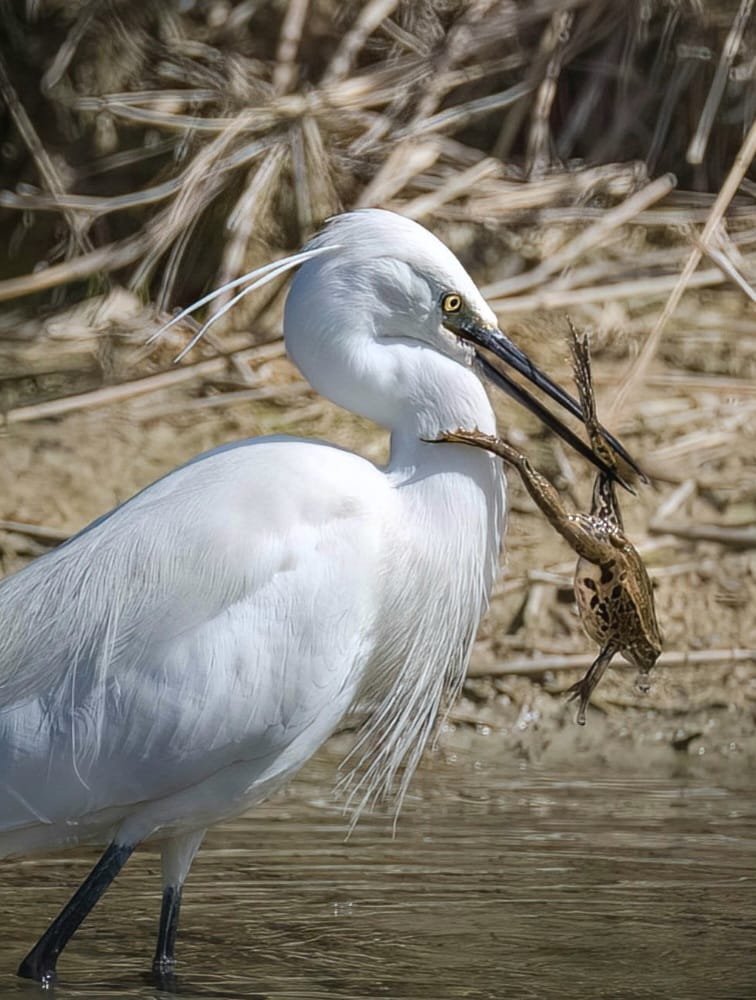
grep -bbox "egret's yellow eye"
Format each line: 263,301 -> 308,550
442,293 -> 463,313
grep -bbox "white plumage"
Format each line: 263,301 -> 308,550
1,433 -> 501,849
0,209 -> 610,983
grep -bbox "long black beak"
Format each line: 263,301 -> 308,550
459,323 -> 645,485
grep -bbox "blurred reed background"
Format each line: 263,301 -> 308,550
0,0 -> 754,733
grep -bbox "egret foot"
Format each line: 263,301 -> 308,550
17,841 -> 135,985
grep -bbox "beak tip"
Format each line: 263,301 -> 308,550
472,334 -> 644,481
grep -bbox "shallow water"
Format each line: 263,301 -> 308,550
1,743 -> 754,1000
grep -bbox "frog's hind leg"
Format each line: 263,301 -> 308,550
567,320 -> 616,472
567,643 -> 618,726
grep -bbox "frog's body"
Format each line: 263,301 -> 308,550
437,325 -> 662,724
567,327 -> 661,721
569,513 -> 661,721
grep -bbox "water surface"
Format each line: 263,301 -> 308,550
2,742 -> 754,999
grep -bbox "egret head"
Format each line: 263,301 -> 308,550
285,210 -> 638,476
158,208 -> 637,476
287,209 -> 494,366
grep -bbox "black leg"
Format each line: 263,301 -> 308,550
18,840 -> 135,985
567,644 -> 617,726
152,884 -> 183,975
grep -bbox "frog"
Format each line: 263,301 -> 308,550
436,323 -> 662,724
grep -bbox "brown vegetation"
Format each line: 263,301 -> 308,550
0,1 -> 754,738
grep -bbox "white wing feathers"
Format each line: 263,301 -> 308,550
0,437 -> 391,836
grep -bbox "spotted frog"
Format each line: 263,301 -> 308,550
438,324 -> 662,724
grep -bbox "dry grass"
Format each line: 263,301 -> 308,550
1,0 -> 754,305
0,0 -> 754,721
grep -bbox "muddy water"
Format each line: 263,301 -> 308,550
1,743 -> 754,1000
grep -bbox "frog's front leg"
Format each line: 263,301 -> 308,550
567,642 -> 619,725
434,429 -> 613,564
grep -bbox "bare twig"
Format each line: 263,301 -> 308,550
526,9 -> 574,178
468,648 -> 756,678
215,144 -> 289,307
0,520 -> 70,544
653,479 -> 697,522
1,343 -> 285,425
608,119 -> 756,422
322,0 -> 401,85
489,267 -> 725,313
401,158 -> 501,220
401,82 -> 534,139
40,0 -> 100,91
649,520 -> 756,548
484,173 -> 676,298
0,54 -> 91,256
687,0 -> 755,165
134,382 -> 311,422
273,0 -> 310,95
688,226 -> 756,302
0,234 -> 144,303
355,140 -> 441,207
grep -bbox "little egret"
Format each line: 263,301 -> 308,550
0,209 -> 634,984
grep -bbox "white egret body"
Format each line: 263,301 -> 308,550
0,210 -> 621,983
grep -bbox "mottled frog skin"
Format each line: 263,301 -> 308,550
437,325 -> 662,724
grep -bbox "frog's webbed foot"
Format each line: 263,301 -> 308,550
567,644 -> 618,726
567,322 -> 612,470
431,427 -> 489,445
566,677 -> 594,727
426,428 -> 490,448
429,428 -> 526,467
567,319 -> 645,488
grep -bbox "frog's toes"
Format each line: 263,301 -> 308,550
566,680 -> 590,726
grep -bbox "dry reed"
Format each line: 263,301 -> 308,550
0,1 -> 753,709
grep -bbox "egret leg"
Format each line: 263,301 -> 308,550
18,840 -> 135,985
153,885 -> 182,978
152,829 -> 206,977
